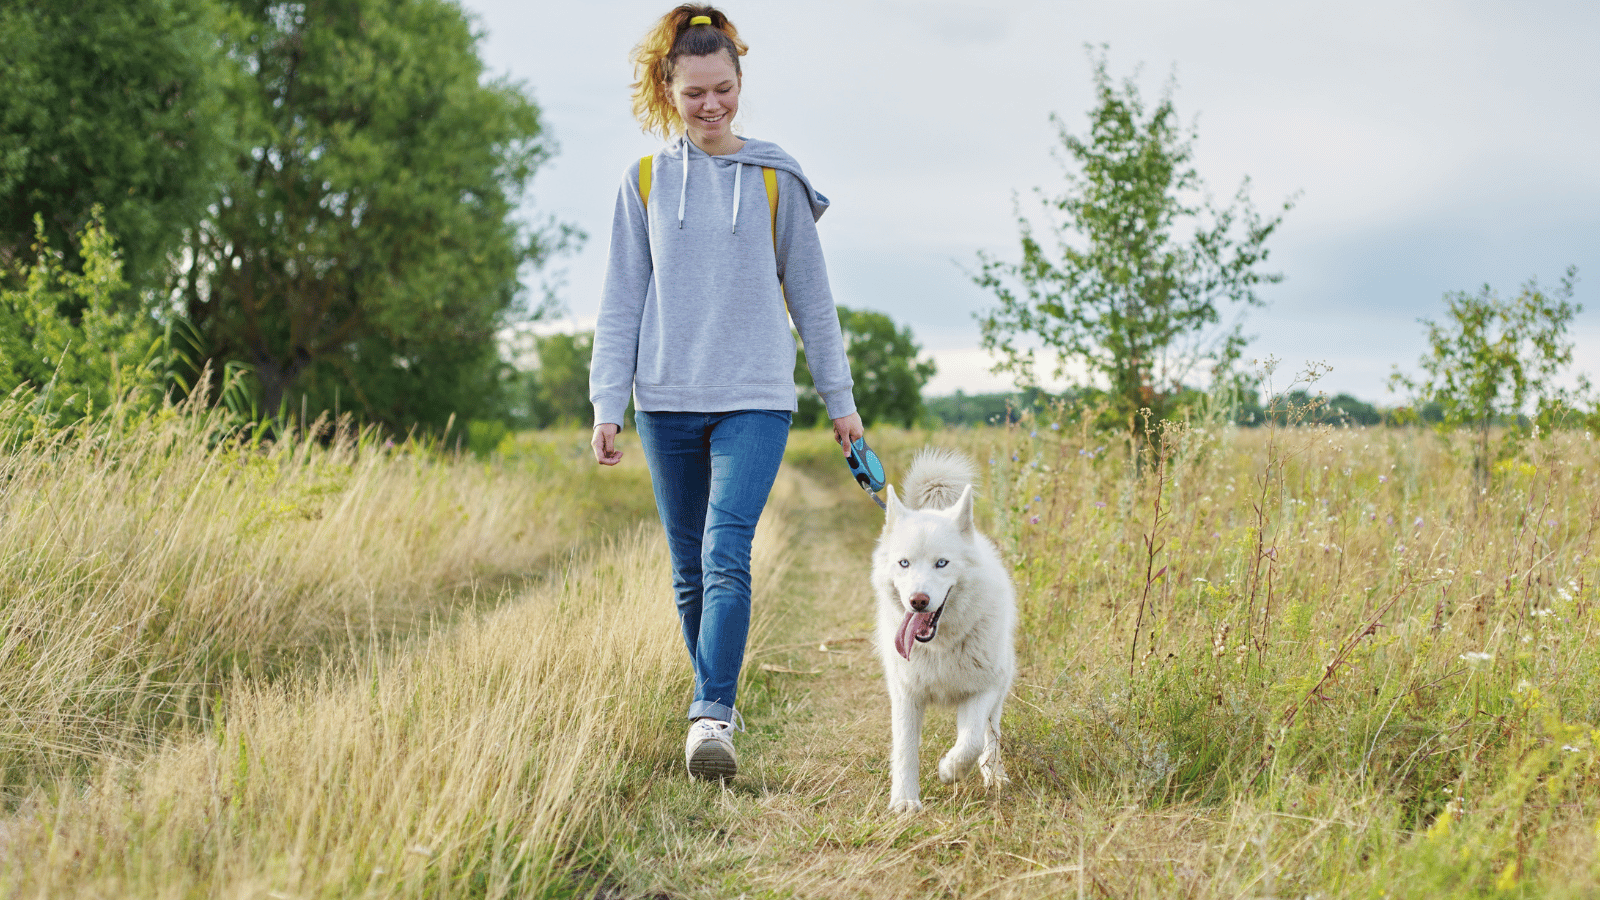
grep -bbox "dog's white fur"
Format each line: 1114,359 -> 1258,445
872,448 -> 1016,813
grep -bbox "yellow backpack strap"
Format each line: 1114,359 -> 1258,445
763,166 -> 789,314
763,167 -> 779,257
638,155 -> 652,208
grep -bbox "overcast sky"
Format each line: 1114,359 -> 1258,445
459,0 -> 1599,401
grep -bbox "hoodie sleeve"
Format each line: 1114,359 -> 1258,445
774,171 -> 857,421
588,160 -> 653,430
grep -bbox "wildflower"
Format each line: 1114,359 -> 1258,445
1051,422 -> 1061,431
1033,495 -> 1042,503
1029,515 -> 1040,525
1533,608 -> 1554,618
1094,501 -> 1106,509
1460,651 -> 1493,667
1379,475 -> 1388,483
1030,429 -> 1038,438
1386,514 -> 1394,526
1413,516 -> 1424,528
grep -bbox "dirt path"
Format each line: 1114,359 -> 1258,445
603,450 -> 1035,898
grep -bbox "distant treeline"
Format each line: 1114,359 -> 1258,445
924,388 -> 1449,428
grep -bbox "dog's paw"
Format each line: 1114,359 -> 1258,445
979,750 -> 1008,788
980,762 -> 1010,789
887,796 -> 923,814
938,752 -> 976,784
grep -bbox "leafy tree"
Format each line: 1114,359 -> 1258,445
0,209 -> 163,421
974,49 -> 1293,436
177,0 -> 567,430
1390,267 -> 1586,484
0,0 -> 235,301
527,332 -> 595,428
794,306 -> 936,428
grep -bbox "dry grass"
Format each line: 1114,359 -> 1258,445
0,397 -> 652,802
5,409 -> 1600,898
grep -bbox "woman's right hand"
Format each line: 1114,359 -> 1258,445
592,423 -> 623,466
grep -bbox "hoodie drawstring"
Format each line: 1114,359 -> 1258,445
677,139 -> 689,229
677,140 -> 750,233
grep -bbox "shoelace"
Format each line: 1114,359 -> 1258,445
693,709 -> 746,736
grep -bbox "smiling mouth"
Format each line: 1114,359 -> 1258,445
894,602 -> 944,660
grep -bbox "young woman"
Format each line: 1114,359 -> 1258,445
589,4 -> 863,781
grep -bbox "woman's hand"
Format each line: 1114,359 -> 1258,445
831,412 -> 864,455
592,423 -> 623,466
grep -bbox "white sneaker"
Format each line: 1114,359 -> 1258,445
685,719 -> 739,781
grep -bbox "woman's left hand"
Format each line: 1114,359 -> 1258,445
831,412 -> 864,455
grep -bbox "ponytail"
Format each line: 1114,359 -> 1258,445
630,5 -> 748,139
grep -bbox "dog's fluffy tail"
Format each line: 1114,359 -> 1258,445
898,448 -> 979,511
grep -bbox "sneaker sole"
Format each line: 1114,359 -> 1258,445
687,743 -> 737,781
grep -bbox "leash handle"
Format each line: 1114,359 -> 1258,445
847,437 -> 888,508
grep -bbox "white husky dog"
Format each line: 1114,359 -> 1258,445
872,448 -> 1016,813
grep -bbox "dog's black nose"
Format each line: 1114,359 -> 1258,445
909,592 -> 929,611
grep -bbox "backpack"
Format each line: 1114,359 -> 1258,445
639,154 -> 785,303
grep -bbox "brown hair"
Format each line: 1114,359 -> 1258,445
630,5 -> 748,139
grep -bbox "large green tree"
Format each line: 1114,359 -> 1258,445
795,306 -> 936,428
178,0 -> 564,428
974,50 -> 1293,435
0,0 -> 235,299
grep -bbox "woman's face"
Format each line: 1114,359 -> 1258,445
670,51 -> 741,151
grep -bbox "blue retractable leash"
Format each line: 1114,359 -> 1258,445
846,437 -> 888,510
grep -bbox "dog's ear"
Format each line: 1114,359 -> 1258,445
885,484 -> 905,525
951,484 -> 975,536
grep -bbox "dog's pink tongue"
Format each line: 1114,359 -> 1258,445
895,611 -> 937,660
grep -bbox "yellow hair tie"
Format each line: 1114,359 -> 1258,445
689,15 -> 712,25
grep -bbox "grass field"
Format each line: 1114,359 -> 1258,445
3,403 -> 1598,898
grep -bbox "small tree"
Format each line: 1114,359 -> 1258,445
794,306 -> 936,428
0,210 -> 163,422
1390,266 -> 1585,485
974,49 -> 1293,437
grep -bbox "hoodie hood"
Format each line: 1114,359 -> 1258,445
666,135 -> 830,227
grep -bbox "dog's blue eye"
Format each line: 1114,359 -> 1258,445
898,559 -> 909,568
935,559 -> 948,568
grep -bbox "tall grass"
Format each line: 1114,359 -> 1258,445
3,526 -> 703,897
0,394 -> 652,803
984,411 -> 1600,895
8,400 -> 1600,897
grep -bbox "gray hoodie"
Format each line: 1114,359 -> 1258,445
589,136 -> 857,429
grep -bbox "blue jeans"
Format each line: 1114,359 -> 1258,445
634,410 -> 791,722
